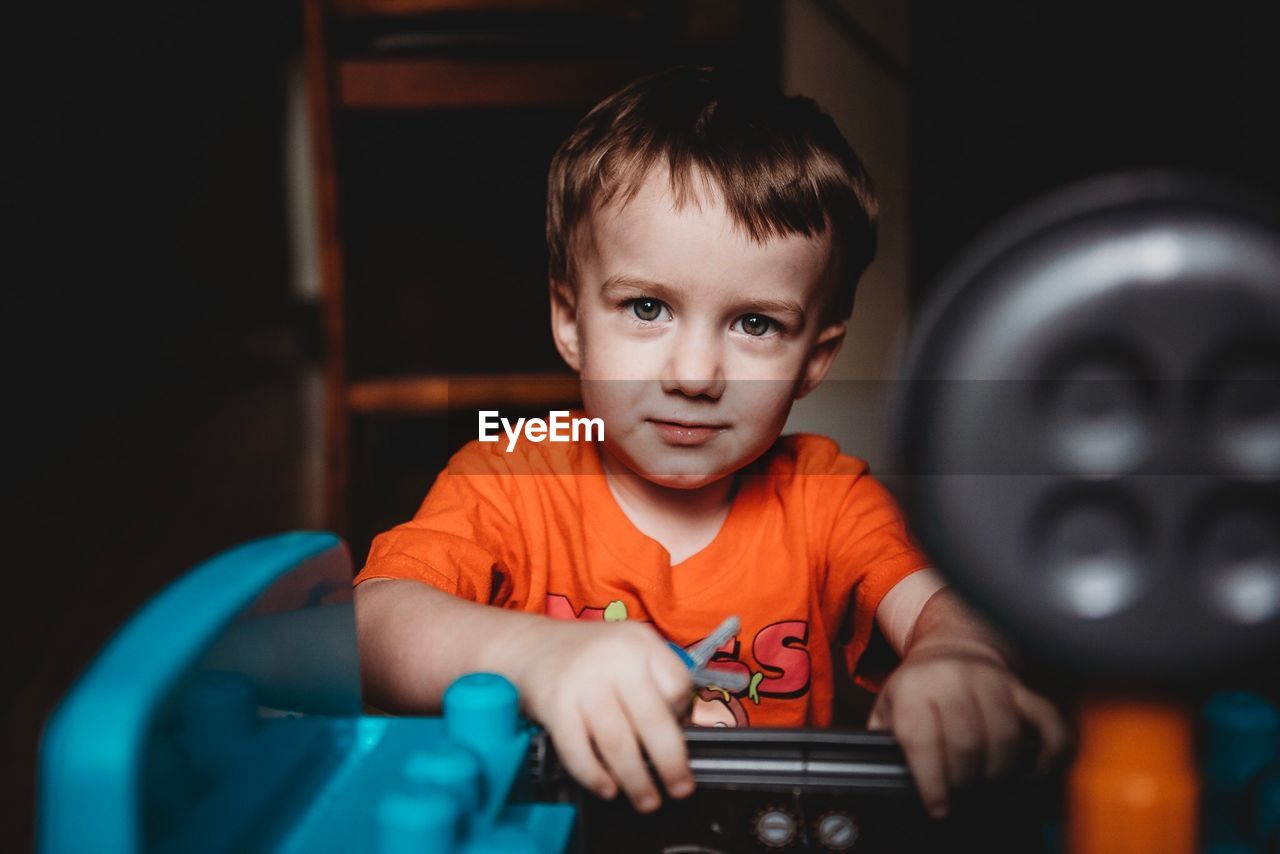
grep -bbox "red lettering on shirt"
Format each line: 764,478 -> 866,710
545,593 -> 606,622
752,620 -> 811,698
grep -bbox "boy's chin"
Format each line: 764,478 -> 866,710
626,460 -> 743,491
602,441 -> 753,491
641,471 -> 730,490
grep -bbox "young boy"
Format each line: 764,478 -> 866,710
353,67 -> 1068,820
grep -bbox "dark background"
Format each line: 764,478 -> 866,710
5,2 -> 1280,847
910,5 -> 1280,296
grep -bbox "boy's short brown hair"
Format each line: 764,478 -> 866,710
547,66 -> 878,325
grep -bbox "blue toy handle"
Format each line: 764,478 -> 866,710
38,531 -> 356,854
667,641 -> 696,669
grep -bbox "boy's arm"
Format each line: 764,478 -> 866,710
356,577 -> 547,712
355,577 -> 696,812
867,579 -> 1070,819
872,568 -> 948,655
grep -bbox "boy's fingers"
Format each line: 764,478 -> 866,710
867,695 -> 891,730
648,646 -> 694,712
1012,686 -> 1071,773
937,692 -> 984,789
551,709 -> 617,800
587,691 -> 662,813
622,682 -> 695,799
973,683 -> 1022,779
892,697 -> 950,819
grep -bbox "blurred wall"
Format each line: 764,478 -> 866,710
283,4 -> 912,475
782,0 -> 912,469
6,3 -> 305,846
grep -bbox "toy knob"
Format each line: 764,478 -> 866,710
376,789 -> 459,854
467,826 -> 540,854
401,742 -> 483,817
444,673 -> 519,751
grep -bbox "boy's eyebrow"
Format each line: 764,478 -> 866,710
599,275 -> 808,321
734,297 -> 807,322
600,275 -> 680,301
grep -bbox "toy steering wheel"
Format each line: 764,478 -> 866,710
892,171 -> 1280,683
892,172 -> 1280,854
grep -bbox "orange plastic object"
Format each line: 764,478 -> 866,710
1068,698 -> 1198,854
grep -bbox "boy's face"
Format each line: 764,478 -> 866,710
551,170 -> 847,490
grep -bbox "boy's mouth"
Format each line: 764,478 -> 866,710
648,419 -> 728,447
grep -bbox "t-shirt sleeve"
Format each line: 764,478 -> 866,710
813,445 -> 931,692
352,442 -> 524,605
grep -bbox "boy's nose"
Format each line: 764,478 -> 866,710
659,332 -> 726,399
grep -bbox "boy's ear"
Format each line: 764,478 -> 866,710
549,280 -> 582,372
795,322 -> 846,400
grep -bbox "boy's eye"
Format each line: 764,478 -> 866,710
631,299 -> 665,322
738,314 -> 776,337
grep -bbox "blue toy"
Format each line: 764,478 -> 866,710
38,538 -> 1277,853
37,532 -> 575,854
35,533 -> 1051,853
1203,692 -> 1280,854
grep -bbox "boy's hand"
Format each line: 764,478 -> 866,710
867,645 -> 1069,819
511,619 -> 696,813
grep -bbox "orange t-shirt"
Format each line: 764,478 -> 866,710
354,433 -> 930,728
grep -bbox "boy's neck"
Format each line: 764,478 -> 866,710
598,445 -> 737,516
598,443 -> 738,564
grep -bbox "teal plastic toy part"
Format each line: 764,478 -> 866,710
1202,691 -> 1280,854
37,532 -> 575,854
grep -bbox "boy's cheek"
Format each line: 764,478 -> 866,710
577,332 -> 661,381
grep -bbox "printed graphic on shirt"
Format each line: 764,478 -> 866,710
544,593 -> 812,728
692,687 -> 750,727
